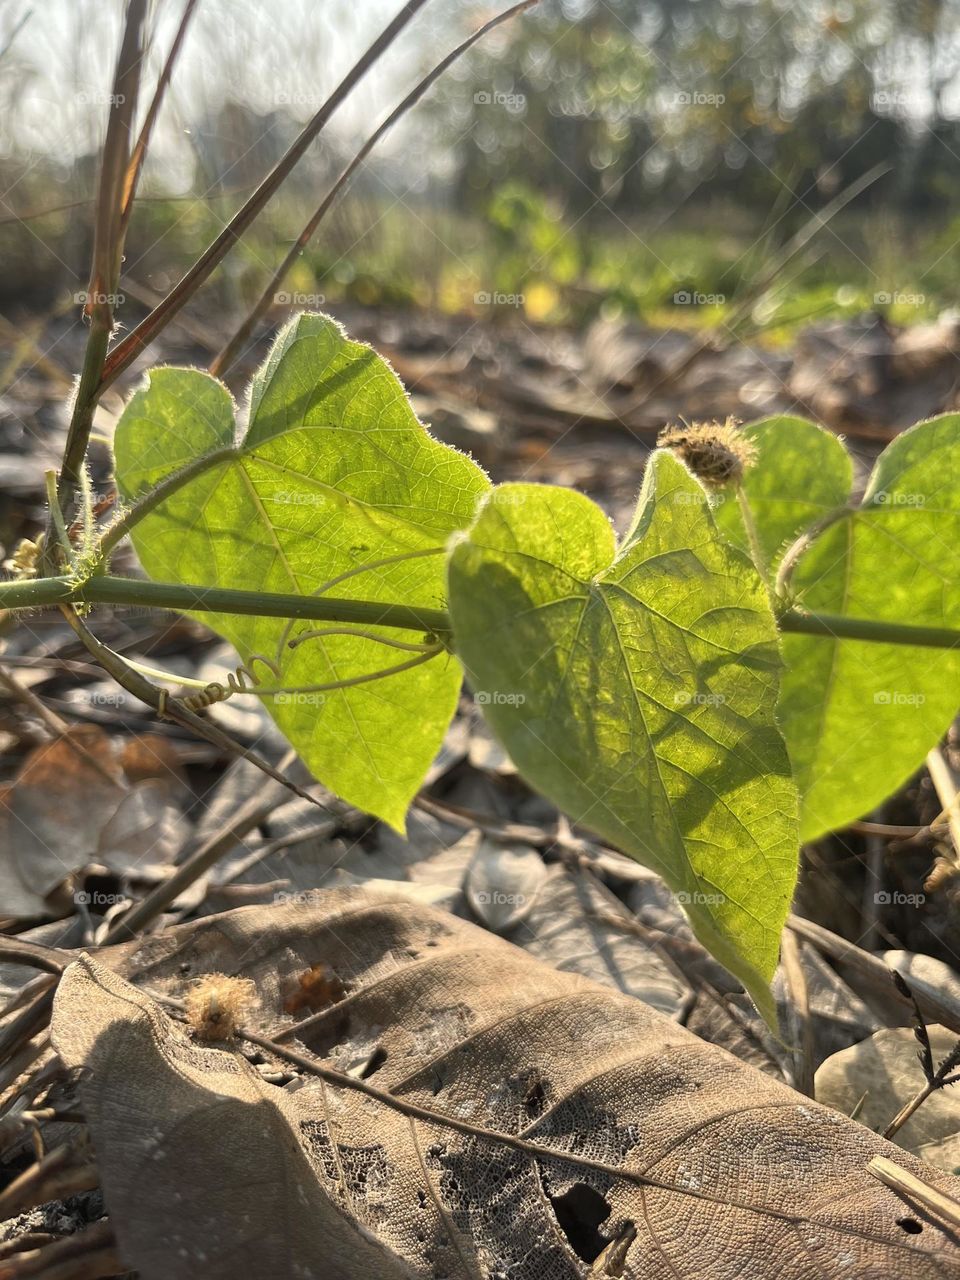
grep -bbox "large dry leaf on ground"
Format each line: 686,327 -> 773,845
52,893 -> 960,1279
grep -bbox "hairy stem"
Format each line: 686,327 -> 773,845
775,504 -> 854,600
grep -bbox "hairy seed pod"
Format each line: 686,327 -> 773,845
185,973 -> 256,1041
658,417 -> 757,488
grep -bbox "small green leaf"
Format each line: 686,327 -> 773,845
727,414 -> 960,840
447,455 -> 800,1016
114,313 -> 490,829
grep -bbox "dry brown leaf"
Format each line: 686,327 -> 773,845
51,892 -> 960,1279
0,726 -> 186,917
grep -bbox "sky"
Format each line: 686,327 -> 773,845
0,0 -> 501,193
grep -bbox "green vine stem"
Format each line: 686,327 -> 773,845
774,503 -> 854,600
1,575 -> 450,635
2,573 -> 959,652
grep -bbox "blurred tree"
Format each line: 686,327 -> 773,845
427,0 -> 960,221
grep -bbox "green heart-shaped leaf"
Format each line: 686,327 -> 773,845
114,313 -> 489,829
447,454 -> 800,1016
718,414 -> 960,840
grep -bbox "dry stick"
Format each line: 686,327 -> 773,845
787,913 -> 960,1034
926,747 -> 960,858
779,928 -> 814,1098
48,0 -> 147,536
99,0 -> 433,392
867,1156 -> 960,1231
211,0 -> 540,377
0,1218 -> 120,1280
0,1145 -> 99,1220
118,0 -> 200,236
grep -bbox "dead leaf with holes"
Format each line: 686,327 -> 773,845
51,891 -> 960,1279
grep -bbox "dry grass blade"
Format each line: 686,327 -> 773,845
51,0 -> 147,524
212,0 -> 540,377
118,0 -> 200,235
0,1220 -> 119,1280
0,1146 -> 99,1220
100,0 -> 433,390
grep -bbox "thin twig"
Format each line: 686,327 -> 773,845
99,0 -> 433,391
118,0 -> 200,236
867,1155 -> 960,1230
211,0 -> 539,376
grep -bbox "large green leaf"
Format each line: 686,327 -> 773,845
113,313 -> 489,828
447,454 -> 800,1016
724,414 -> 960,840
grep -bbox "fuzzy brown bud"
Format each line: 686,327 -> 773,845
658,418 -> 757,488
